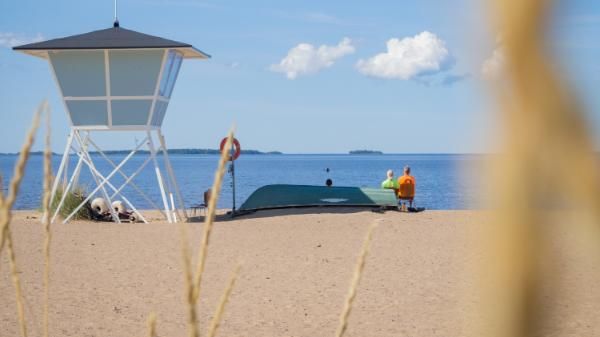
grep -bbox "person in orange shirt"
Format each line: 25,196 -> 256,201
397,166 -> 416,207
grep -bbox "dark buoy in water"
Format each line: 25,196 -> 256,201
326,167 -> 330,173
326,178 -> 333,187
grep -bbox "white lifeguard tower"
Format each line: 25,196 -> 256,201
14,20 -> 209,224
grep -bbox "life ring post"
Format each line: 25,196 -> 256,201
219,137 -> 241,216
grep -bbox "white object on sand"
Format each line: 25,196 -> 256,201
91,198 -> 109,215
129,212 -> 141,223
112,200 -> 126,214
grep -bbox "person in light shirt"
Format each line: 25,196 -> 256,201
381,169 -> 399,194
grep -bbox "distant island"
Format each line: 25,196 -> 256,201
349,150 -> 383,155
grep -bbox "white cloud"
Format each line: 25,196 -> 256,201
0,32 -> 44,48
481,47 -> 504,79
356,31 -> 451,80
270,38 -> 355,79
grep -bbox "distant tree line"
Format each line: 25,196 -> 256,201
96,149 -> 283,155
2,149 -> 283,156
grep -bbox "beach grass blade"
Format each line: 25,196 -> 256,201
147,312 -> 157,337
478,1 -> 600,336
206,263 -> 241,337
334,221 -> 377,337
180,128 -> 234,337
41,104 -> 53,337
0,100 -> 46,337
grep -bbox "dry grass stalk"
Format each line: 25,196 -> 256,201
5,228 -> 28,337
334,222 -> 377,337
0,101 -> 44,253
206,264 -> 240,337
0,101 -> 45,337
192,130 -> 234,296
41,105 -> 53,337
147,312 -> 157,337
479,0 -> 600,336
180,128 -> 234,337
179,212 -> 198,337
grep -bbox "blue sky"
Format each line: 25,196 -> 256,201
1,0 -> 599,153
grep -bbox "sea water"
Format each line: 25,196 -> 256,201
0,154 -> 484,210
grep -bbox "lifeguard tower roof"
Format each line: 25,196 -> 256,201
13,26 -> 210,59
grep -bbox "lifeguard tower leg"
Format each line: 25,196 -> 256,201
147,131 -> 173,223
70,131 -> 90,188
50,147 -> 83,224
157,130 -> 188,221
51,131 -> 91,223
49,130 -> 73,208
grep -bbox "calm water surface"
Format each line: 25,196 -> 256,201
0,154 -> 484,210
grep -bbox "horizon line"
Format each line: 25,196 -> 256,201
0,150 -> 497,156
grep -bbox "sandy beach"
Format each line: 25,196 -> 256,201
1,209 -> 599,337
3,0 -> 600,335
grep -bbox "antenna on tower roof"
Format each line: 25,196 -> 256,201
113,0 -> 120,27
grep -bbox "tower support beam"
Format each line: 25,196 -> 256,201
49,129 -> 184,224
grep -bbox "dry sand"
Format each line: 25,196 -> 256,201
1,209 -> 599,337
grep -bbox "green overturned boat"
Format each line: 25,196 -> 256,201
238,184 -> 398,212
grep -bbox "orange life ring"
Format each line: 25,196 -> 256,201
219,137 -> 241,161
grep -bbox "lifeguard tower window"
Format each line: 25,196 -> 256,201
159,50 -> 183,98
47,48 -> 185,129
49,50 -> 106,97
65,100 -> 108,126
151,100 -> 169,126
112,100 -> 153,125
109,49 -> 163,96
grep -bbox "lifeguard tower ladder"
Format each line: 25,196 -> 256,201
13,21 -> 210,224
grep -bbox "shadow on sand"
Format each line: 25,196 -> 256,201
186,206 -> 391,222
